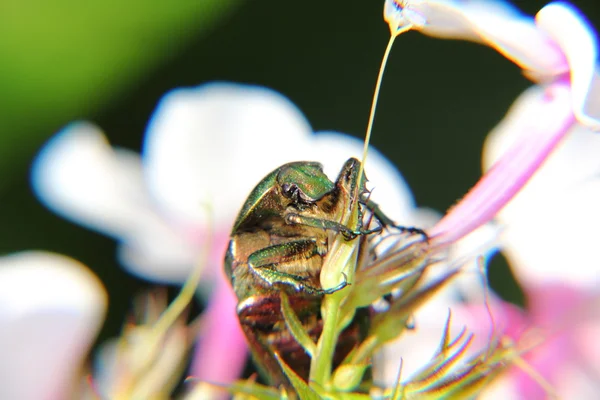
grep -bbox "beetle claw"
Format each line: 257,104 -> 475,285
321,272 -> 350,294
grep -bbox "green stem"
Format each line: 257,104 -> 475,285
310,291 -> 343,385
310,241 -> 358,387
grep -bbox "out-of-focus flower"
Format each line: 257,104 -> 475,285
387,0 -> 600,243
92,290 -> 199,399
0,251 -> 106,400
0,251 -> 222,399
32,82 -> 419,387
32,83 -> 416,284
475,83 -> 600,398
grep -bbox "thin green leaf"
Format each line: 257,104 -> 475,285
280,291 -> 317,357
391,359 -> 404,400
217,380 -> 281,400
274,352 -> 321,400
336,393 -> 374,400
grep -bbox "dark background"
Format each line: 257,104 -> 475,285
1,0 -> 598,345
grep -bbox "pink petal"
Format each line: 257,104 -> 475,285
536,3 -> 600,128
485,86 -> 600,287
190,273 -> 248,387
429,82 -> 575,244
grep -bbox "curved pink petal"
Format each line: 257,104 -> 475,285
484,85 -> 600,287
537,3 -> 600,128
429,83 -> 575,244
0,252 -> 106,400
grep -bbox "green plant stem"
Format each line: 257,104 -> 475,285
310,292 -> 343,386
310,241 -> 358,387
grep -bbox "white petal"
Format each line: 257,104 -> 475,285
537,3 -> 600,127
500,179 -> 600,288
389,0 -> 568,78
479,376 -> 519,399
116,226 -> 200,284
484,86 -> 600,287
143,83 -> 315,228
32,123 -> 148,237
0,252 -> 106,400
310,131 -> 416,223
584,71 -> 600,120
32,123 -> 204,283
115,224 -> 232,284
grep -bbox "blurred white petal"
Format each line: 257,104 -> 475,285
480,378 -> 519,400
143,83 -> 315,228
34,83 -> 418,285
385,0 -> 567,78
0,252 -> 106,400
500,179 -> 600,287
116,224 -> 203,283
32,123 -> 202,283
484,85 -> 600,287
32,123 -> 151,237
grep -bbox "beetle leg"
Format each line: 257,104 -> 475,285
285,213 -> 381,240
363,199 -> 429,241
248,239 -> 347,295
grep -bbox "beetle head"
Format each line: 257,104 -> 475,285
335,158 -> 367,203
277,162 -> 335,205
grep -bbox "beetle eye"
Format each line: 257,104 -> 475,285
281,183 -> 298,198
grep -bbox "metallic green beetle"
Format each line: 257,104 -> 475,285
224,157 -> 399,391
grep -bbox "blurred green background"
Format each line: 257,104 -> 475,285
1,0 -> 598,346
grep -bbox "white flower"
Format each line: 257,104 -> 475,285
0,251 -> 106,400
32,82 -> 416,284
385,1 -> 598,128
32,82 -> 419,386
